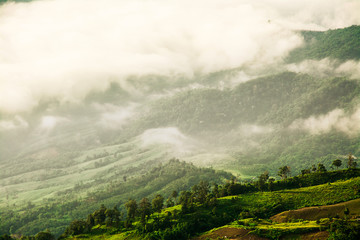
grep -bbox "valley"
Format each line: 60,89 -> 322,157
1,1 -> 360,239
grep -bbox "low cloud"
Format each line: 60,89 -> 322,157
2,0 -> 359,113
286,59 -> 360,79
238,124 -> 274,137
38,115 -> 70,132
95,103 -> 138,129
140,127 -> 197,154
290,108 -> 360,136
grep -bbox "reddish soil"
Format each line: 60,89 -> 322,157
282,231 -> 329,240
299,231 -> 329,240
193,227 -> 330,240
271,198 -> 360,223
192,227 -> 269,240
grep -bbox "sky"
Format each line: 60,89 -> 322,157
1,0 -> 360,115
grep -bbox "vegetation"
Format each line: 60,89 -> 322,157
287,25 -> 360,62
2,25 -> 360,239
0,160 -> 231,237
49,167 -> 360,240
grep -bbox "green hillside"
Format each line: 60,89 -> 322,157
52,170 -> 360,240
125,71 -> 360,175
0,160 -> 231,237
287,25 -> 360,62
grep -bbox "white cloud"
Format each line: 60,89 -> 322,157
290,108 -> 360,136
286,59 -> 360,79
239,124 -> 274,136
39,115 -> 69,130
0,0 -> 359,113
140,127 -> 197,154
95,103 -> 138,129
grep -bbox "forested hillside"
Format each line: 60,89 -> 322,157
1,18 -> 360,240
287,25 -> 360,62
0,160 -> 231,236
13,166 -> 360,240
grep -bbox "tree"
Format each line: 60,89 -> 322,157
257,171 -> 269,191
347,153 -> 357,168
138,198 -> 152,225
332,159 -> 342,170
86,214 -> 95,227
152,194 -> 164,213
64,220 -> 89,236
171,190 -> 178,204
191,181 -> 209,203
125,199 -> 137,222
301,169 -> 311,175
166,197 -> 174,208
268,177 -> 275,192
179,191 -> 192,213
212,184 -> 219,198
317,163 -> 327,172
92,204 -> 107,225
34,231 -> 54,240
105,207 -> 121,227
278,166 -> 291,179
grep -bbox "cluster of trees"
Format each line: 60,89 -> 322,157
254,156 -> 359,193
58,204 -> 123,239
124,194 -> 165,227
299,154 -> 357,175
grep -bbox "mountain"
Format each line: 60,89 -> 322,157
287,25 -> 360,62
1,25 -> 360,237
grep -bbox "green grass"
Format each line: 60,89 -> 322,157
219,177 -> 360,213
256,221 -> 319,230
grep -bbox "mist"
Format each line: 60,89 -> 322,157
286,59 -> 360,79
1,0 -> 360,114
140,127 -> 198,155
290,108 -> 360,136
0,115 -> 28,131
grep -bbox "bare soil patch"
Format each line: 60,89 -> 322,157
299,231 -> 329,240
271,198 -> 360,223
193,227 -> 268,240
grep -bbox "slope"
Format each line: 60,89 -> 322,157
61,174 -> 360,240
287,25 -> 360,62
0,160 -> 231,237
